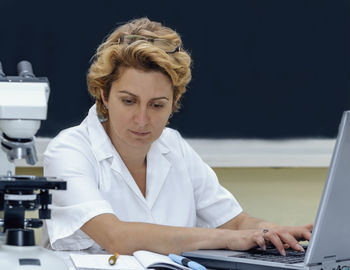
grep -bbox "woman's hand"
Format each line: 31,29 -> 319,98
225,229 -> 271,251
259,224 -> 313,255
225,224 -> 313,255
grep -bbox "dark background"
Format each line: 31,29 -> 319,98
0,0 -> 349,139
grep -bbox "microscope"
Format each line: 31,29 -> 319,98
0,61 -> 68,269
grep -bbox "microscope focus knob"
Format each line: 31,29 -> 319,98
24,218 -> 43,228
38,208 -> 51,220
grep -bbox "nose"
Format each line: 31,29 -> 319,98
133,107 -> 150,127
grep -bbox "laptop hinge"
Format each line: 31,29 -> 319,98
322,255 -> 336,270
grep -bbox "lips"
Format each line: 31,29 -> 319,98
130,130 -> 150,136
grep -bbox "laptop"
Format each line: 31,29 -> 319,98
183,111 -> 350,270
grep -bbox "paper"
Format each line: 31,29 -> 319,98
70,251 -> 190,270
70,254 -> 143,270
134,251 -> 189,270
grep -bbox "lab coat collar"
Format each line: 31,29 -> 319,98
145,140 -> 171,209
110,132 -> 172,209
86,104 -> 114,162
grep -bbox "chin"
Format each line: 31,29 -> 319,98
126,137 -> 154,148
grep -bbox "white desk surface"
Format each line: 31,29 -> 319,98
54,249 -> 109,270
54,251 -> 76,270
16,137 -> 335,168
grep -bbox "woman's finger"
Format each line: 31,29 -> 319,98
300,229 -> 312,241
263,230 -> 286,256
278,232 -> 304,252
305,223 -> 313,232
253,231 -> 267,250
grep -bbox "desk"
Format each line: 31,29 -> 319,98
52,251 -> 78,270
16,138 -> 335,168
54,250 -> 109,270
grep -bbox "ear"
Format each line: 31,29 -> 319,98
174,93 -> 181,104
99,88 -> 107,106
173,95 -> 181,110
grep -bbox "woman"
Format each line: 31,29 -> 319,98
44,17 -> 312,255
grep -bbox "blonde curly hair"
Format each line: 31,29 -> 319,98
87,17 -> 192,119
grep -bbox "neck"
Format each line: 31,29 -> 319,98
102,121 -> 148,169
117,146 -> 148,169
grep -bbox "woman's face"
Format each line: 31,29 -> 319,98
101,67 -> 174,152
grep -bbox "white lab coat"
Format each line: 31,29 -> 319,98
44,105 -> 242,251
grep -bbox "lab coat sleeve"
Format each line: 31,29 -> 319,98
43,134 -> 114,250
174,131 -> 243,228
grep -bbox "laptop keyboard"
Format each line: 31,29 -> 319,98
230,246 -> 306,264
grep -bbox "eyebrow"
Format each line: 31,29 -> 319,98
118,90 -> 170,101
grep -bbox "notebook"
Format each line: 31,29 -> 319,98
70,250 -> 191,270
182,111 -> 350,270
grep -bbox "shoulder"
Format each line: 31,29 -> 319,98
48,120 -> 89,149
46,105 -> 103,156
44,119 -> 93,162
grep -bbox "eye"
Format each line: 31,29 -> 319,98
122,98 -> 135,105
149,102 -> 164,109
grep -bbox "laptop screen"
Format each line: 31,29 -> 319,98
305,111 -> 350,265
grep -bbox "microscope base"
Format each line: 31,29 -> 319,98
0,244 -> 69,270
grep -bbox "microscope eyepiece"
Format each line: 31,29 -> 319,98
17,60 -> 35,78
0,61 -> 6,78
